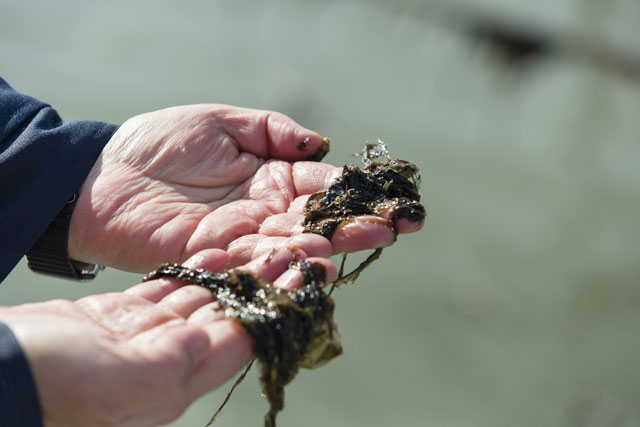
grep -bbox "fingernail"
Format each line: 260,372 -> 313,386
274,269 -> 303,290
306,137 -> 331,161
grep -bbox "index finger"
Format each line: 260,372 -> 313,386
292,162 -> 342,196
125,249 -> 229,302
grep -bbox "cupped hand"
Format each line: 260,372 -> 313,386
68,104 -> 421,272
0,248 -> 336,427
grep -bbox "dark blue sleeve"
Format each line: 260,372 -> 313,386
0,77 -> 119,282
0,322 -> 42,427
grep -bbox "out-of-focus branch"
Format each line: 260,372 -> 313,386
341,0 -> 640,82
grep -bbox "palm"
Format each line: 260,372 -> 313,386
4,295 -> 232,427
70,105 -> 413,272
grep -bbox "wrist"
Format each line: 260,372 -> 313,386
27,192 -> 103,281
67,161 -> 107,268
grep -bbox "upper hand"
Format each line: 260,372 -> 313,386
69,105 -> 421,272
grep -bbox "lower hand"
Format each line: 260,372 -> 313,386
0,248 -> 336,427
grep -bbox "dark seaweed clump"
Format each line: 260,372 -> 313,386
143,260 -> 341,427
302,141 -> 425,290
303,140 -> 425,239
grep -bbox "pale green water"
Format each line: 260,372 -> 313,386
2,1 -> 640,426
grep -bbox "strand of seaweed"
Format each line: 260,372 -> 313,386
202,250 -> 386,425
205,359 -> 255,426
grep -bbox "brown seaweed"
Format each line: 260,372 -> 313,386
303,140 -> 425,292
303,140 -> 425,239
143,260 -> 341,427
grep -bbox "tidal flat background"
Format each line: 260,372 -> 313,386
2,1 -> 640,426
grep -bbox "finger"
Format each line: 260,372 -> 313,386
292,162 -> 342,197
144,246 -> 328,328
258,212 -> 305,236
288,195 -> 311,214
75,293 -> 181,338
188,301 -> 226,326
225,233 -> 332,267
279,201 -> 425,236
395,217 -> 425,234
329,216 -> 397,253
184,200 -> 276,256
373,202 -> 426,234
220,106 -> 327,161
125,249 -> 229,303
236,247 -> 307,283
273,257 -> 337,290
256,212 -> 399,255
157,285 -> 215,319
187,255 -> 337,325
186,320 -> 254,399
328,217 -> 422,254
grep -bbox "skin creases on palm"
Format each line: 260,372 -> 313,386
183,159 -> 340,268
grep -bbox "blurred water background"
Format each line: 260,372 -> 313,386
2,0 -> 640,426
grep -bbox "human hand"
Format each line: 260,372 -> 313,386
0,248 -> 336,427
68,104 -> 422,272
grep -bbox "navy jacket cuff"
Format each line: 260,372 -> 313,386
0,77 -> 119,281
0,322 -> 43,427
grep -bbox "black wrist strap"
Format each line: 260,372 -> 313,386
26,193 -> 101,281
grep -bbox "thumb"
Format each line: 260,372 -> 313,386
219,106 -> 329,161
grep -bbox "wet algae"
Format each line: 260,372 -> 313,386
303,140 -> 424,239
143,260 -> 340,427
303,140 -> 425,290
143,141 -> 424,426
